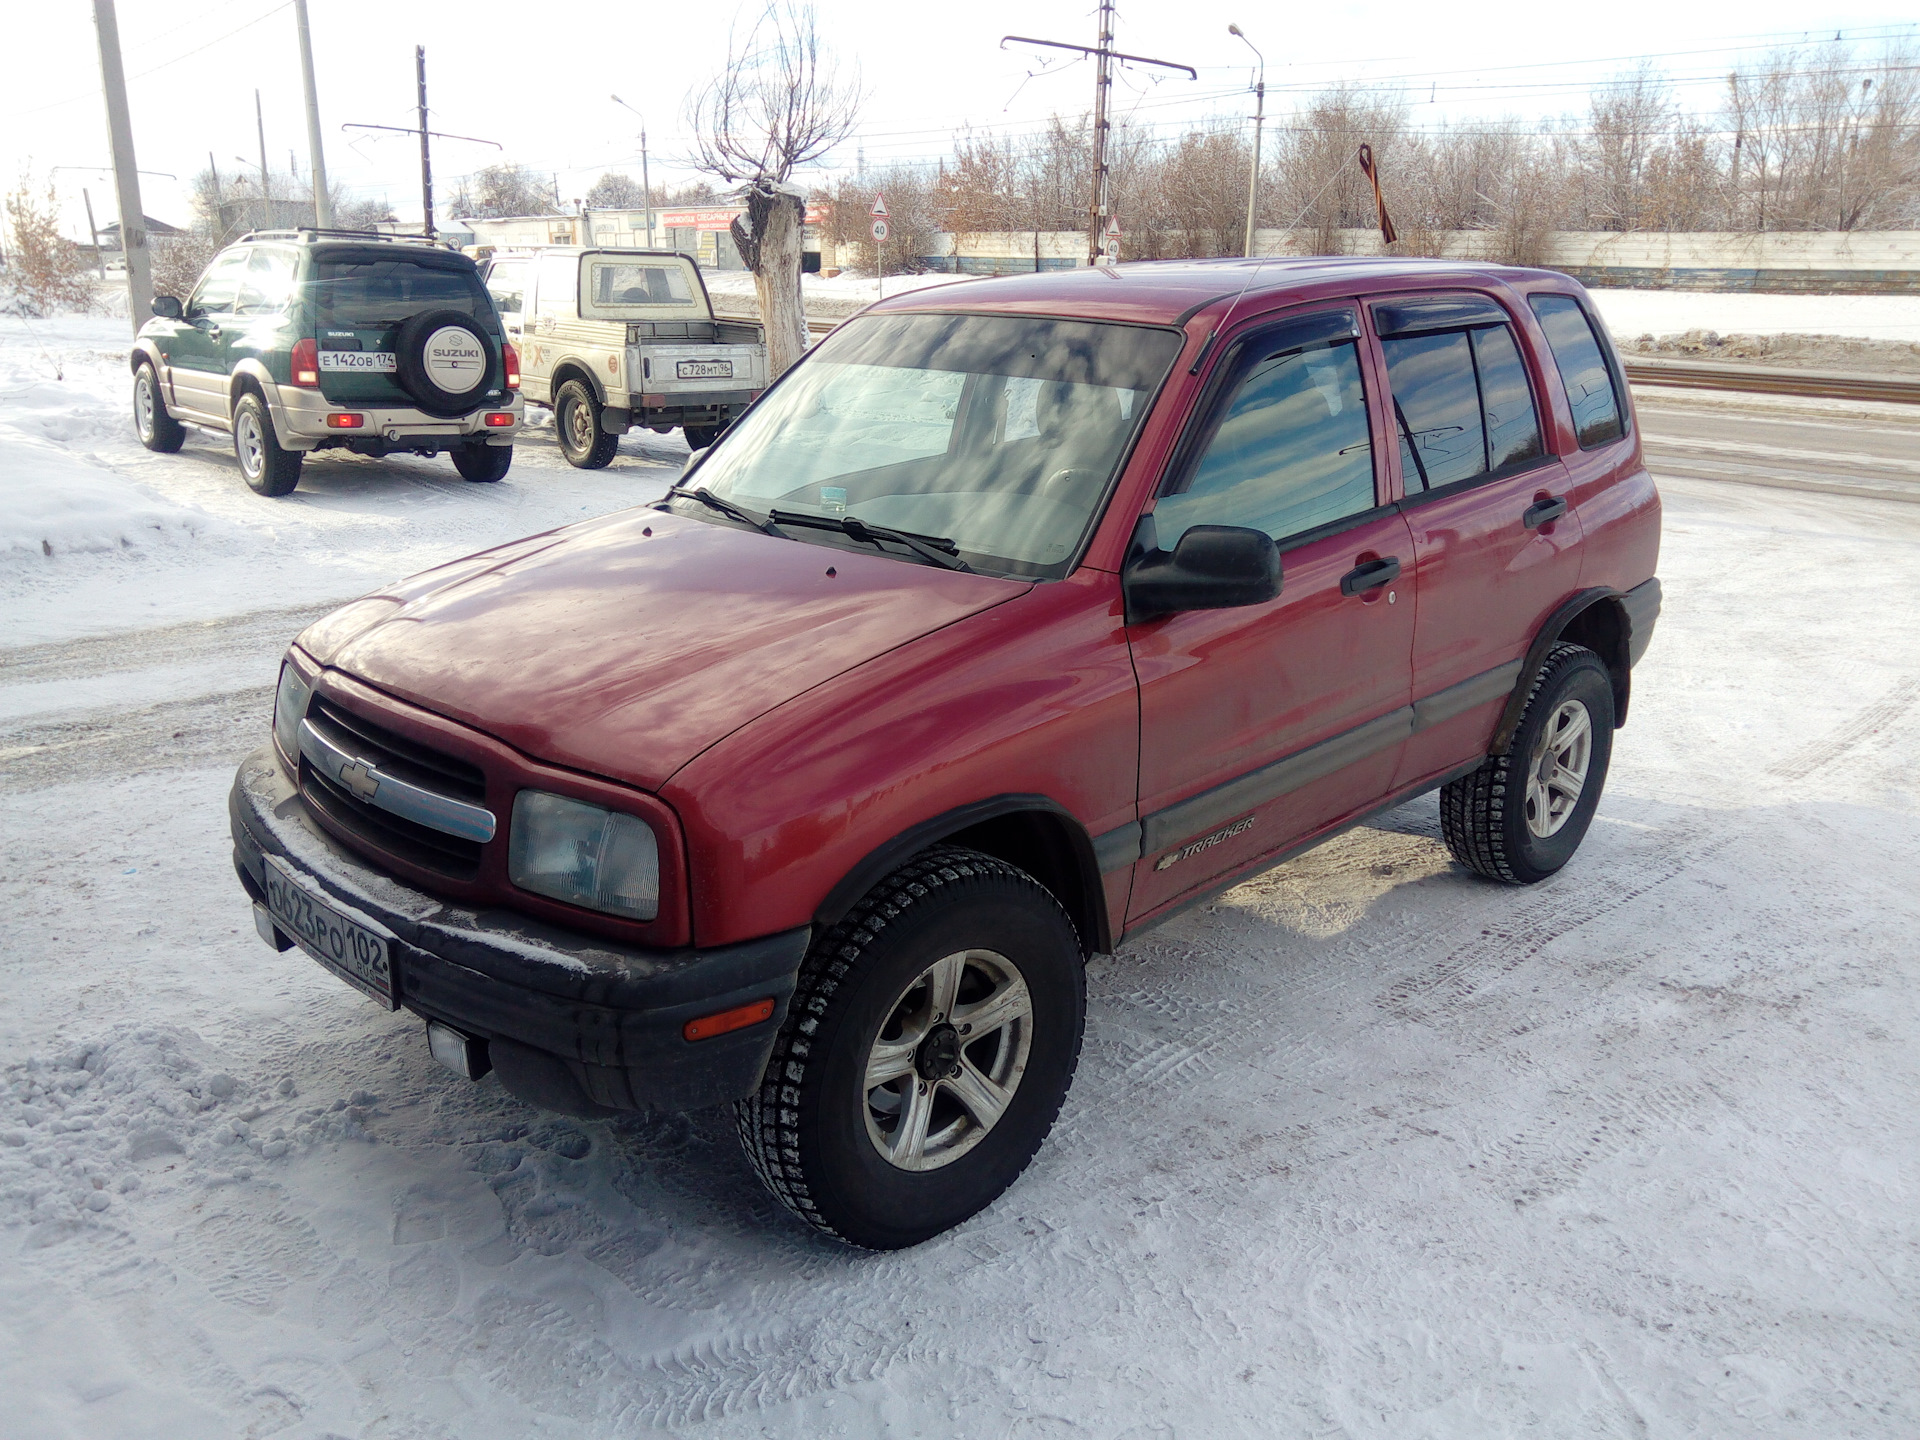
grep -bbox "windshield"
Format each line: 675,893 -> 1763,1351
309,257 -> 496,331
681,312 -> 1182,578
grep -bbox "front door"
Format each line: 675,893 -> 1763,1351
169,247 -> 249,421
1127,305 -> 1417,925
1370,294 -> 1586,788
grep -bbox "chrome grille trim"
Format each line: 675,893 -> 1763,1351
298,717 -> 497,843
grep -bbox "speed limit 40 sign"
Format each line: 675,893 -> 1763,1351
871,219 -> 890,242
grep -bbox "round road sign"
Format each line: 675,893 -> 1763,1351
871,219 -> 890,242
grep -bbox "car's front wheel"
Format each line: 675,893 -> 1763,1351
555,379 -> 619,469
232,391 -> 302,497
682,423 -> 721,451
133,361 -> 185,452
451,442 -> 512,482
736,847 -> 1086,1249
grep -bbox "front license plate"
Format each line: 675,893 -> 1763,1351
262,855 -> 396,1009
318,350 -> 398,372
676,359 -> 734,380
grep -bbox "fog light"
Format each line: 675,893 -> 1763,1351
683,997 -> 775,1042
484,411 -> 514,427
324,412 -> 365,429
426,1022 -> 491,1080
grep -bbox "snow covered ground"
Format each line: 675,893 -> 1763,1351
2,315 -> 1918,1438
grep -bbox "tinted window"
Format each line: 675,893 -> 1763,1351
188,249 -> 249,317
308,258 -> 494,330
1382,330 -> 1486,490
1530,294 -> 1624,448
1472,326 -> 1544,469
1155,332 -> 1377,547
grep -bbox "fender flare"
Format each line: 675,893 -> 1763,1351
814,794 -> 1111,956
550,360 -> 607,408
1490,587 -> 1629,754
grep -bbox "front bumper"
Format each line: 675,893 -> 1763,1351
272,386 -> 524,453
228,745 -> 807,1114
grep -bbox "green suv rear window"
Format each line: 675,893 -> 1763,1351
310,259 -> 495,330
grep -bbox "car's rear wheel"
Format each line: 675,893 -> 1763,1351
232,391 -> 302,497
1441,642 -> 1614,884
133,362 -> 185,452
682,423 -> 722,451
556,379 -> 619,469
736,846 -> 1085,1249
451,442 -> 512,482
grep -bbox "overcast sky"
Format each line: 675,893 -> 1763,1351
7,1 -> 1916,235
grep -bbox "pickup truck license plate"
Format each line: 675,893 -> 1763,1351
676,359 -> 734,380
262,854 -> 397,1009
318,350 -> 398,372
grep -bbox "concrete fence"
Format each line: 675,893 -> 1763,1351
917,229 -> 1920,294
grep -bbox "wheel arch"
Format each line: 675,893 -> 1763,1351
1490,587 -> 1630,754
551,361 -> 606,406
129,340 -> 165,374
814,796 -> 1111,958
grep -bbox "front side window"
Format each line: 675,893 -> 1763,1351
485,261 -> 526,316
1154,321 -> 1377,548
188,249 -> 249,318
1530,294 -> 1625,448
307,258 -> 497,331
233,246 -> 296,316
1382,318 -> 1543,493
681,312 -> 1182,579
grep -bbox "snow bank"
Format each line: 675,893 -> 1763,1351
1588,288 -> 1920,343
0,448 -> 230,563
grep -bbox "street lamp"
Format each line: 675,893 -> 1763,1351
1228,24 -> 1265,259
609,94 -> 654,248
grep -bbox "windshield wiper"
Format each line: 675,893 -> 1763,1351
766,510 -> 972,572
661,485 -> 785,537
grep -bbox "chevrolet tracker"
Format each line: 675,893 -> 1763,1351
230,258 -> 1661,1249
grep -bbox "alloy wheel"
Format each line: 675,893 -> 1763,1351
862,948 -> 1033,1172
236,408 -> 265,480
1525,698 -> 1592,838
135,372 -> 155,440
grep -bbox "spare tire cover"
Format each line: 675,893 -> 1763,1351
394,309 -> 497,417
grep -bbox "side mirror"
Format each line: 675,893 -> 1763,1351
1124,522 -> 1281,623
150,294 -> 183,319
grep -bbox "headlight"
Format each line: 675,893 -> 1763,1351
508,790 -> 659,921
273,659 -> 312,764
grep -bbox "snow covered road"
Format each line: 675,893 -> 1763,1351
2,318 -> 1918,1439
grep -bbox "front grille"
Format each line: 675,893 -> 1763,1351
298,696 -> 487,880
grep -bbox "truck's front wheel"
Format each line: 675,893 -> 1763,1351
555,379 -> 619,469
736,847 -> 1085,1249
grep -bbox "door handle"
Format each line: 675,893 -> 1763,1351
1340,555 -> 1401,597
204,324 -> 222,340
1524,495 -> 1568,530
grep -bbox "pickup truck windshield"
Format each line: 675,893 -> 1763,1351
685,312 -> 1181,579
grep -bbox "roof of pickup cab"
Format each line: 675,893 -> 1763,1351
866,256 -> 1569,329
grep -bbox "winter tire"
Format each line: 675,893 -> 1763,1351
682,423 -> 722,451
393,309 -> 496,417
451,442 -> 512,482
133,361 -> 185,453
232,390 -> 303,497
736,846 -> 1086,1250
1441,642 -> 1614,885
556,379 -> 619,469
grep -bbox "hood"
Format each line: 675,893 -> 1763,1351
300,507 -> 1028,790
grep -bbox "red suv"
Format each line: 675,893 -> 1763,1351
231,259 -> 1660,1248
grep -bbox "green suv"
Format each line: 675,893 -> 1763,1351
131,229 -> 523,496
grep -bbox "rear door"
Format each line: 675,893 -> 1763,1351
309,251 -> 496,409
1127,305 -> 1417,923
1374,294 -> 1584,788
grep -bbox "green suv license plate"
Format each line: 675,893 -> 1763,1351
318,351 -> 397,373
262,854 -> 397,1009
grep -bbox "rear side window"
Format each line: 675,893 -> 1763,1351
234,247 -> 296,315
1530,294 -> 1625,448
587,260 -> 696,309
188,249 -> 249,317
1381,319 -> 1543,493
308,258 -> 495,331
1155,313 -> 1377,548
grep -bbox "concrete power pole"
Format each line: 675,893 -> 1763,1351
416,47 -> 435,238
1088,0 -> 1113,267
256,89 -> 272,220
92,0 -> 151,333
292,0 -> 333,227
1230,24 -> 1265,258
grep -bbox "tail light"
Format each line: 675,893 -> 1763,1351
503,340 -> 520,391
483,411 -> 515,428
290,337 -> 320,388
324,413 -> 365,429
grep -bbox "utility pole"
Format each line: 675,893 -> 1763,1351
611,95 -> 654,246
292,0 -> 333,227
92,0 -> 151,332
1230,24 -> 1265,258
256,89 -> 272,212
416,46 -> 434,236
82,189 -> 106,278
1002,26 -> 1194,266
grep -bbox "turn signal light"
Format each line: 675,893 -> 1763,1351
324,412 -> 365,429
503,339 -> 521,390
289,337 -> 320,388
682,997 -> 775,1042
484,411 -> 515,428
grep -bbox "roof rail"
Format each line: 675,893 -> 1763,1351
237,227 -> 455,248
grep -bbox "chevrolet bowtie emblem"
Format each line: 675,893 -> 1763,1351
338,760 -> 379,801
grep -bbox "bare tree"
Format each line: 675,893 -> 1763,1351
2,174 -> 94,315
586,172 -> 648,209
451,164 -> 558,220
687,1 -> 860,374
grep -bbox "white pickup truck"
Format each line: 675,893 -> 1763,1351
481,247 -> 768,467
